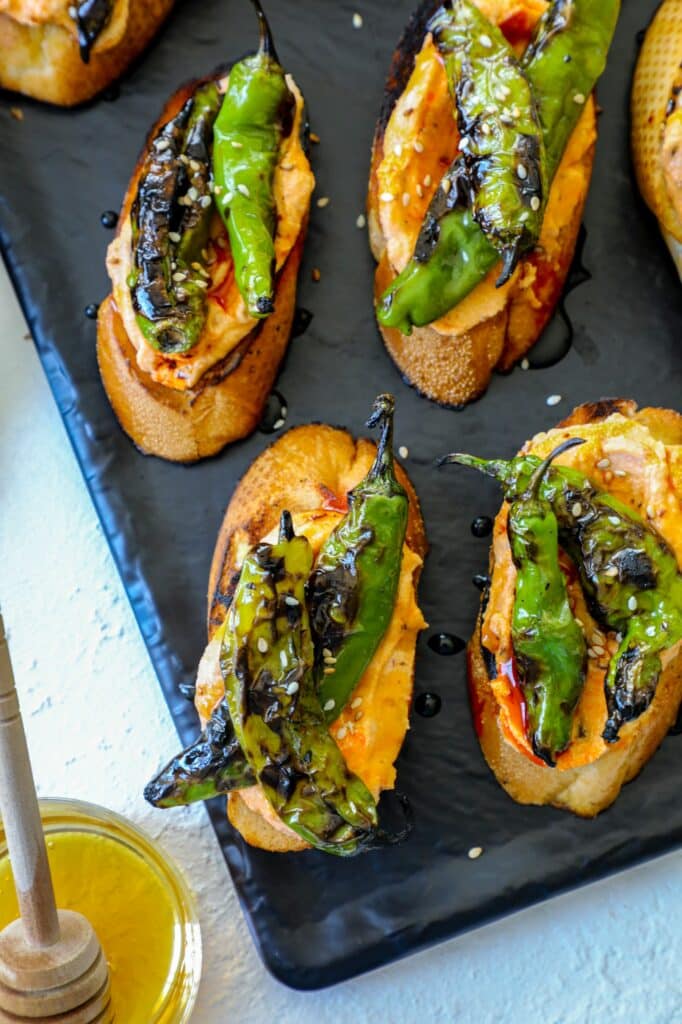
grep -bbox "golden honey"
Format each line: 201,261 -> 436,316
0,800 -> 201,1023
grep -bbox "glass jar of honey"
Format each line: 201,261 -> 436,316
0,799 -> 201,1023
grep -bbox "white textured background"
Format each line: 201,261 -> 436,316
1,264 -> 681,1023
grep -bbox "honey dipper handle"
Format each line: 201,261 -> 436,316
0,613 -> 60,948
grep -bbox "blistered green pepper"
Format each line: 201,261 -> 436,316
377,0 -> 620,334
507,439 -> 587,764
446,447 -> 682,743
430,0 -> 546,284
213,0 -> 295,317
131,81 -> 222,354
308,394 -> 409,720
221,512 -> 378,855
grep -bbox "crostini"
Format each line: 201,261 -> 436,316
631,0 -> 682,279
145,395 -> 428,855
368,0 -> 619,407
444,399 -> 682,817
99,1 -> 315,462
0,0 -> 174,106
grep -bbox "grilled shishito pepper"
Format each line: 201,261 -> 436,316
308,394 -> 409,720
446,449 -> 682,744
430,0 -> 546,285
213,0 -> 295,318
507,440 -> 587,764
221,512 -> 378,855
377,0 -> 620,334
144,689 -> 253,808
130,80 -> 222,354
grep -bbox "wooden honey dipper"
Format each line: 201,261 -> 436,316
0,614 -> 112,1022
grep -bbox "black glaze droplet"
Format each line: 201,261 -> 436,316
100,210 -> 118,229
471,516 -> 493,538
427,632 -> 466,656
635,27 -> 646,46
102,83 -> 120,102
415,692 -> 442,718
292,307 -> 313,338
472,573 -> 491,591
84,303 -> 99,319
179,682 -> 196,702
669,706 -> 682,735
258,390 -> 287,434
526,225 -> 591,371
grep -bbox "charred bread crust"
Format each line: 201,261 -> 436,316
469,400 -> 682,816
0,0 -> 173,106
368,0 -> 596,408
204,423 -> 428,852
97,73 -> 309,463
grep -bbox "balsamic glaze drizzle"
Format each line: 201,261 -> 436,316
414,693 -> 442,718
258,391 -> 288,434
427,633 -> 466,656
471,516 -> 493,538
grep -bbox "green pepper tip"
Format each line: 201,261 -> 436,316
526,437 -> 585,498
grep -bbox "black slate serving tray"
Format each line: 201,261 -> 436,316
1,0 -> 681,991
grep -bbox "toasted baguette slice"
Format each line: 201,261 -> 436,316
0,0 -> 173,106
468,399 -> 682,816
631,0 -> 682,277
368,0 -> 596,408
201,422 -> 428,853
97,75 -> 309,463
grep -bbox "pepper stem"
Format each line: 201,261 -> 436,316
437,452 -> 510,481
525,437 -> 585,498
250,0 -> 280,62
279,510 -> 294,542
366,394 -> 397,480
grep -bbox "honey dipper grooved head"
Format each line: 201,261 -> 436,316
0,910 -> 112,1022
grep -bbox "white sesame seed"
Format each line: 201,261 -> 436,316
317,196 -> 330,208
398,445 -> 409,458
231,140 -> 243,149
323,699 -> 336,712
324,655 -> 337,665
273,418 -> 285,430
393,143 -> 403,157
512,106 -> 521,118
168,231 -> 181,243
237,183 -> 251,198
517,163 -> 528,180
479,33 -> 492,47
351,697 -> 363,708
380,192 -> 395,202
356,213 -> 366,228
613,469 -> 627,478
423,173 -> 432,187
189,159 -> 201,172
68,5 -> 77,16
573,93 -> 586,105
591,644 -> 606,657
156,138 -> 170,152
468,846 -> 483,860
337,726 -> 348,740
608,516 -> 620,526
481,123 -> 491,136
519,211 -> 529,222
605,566 -> 619,578
352,12 -> 363,28
486,104 -> 499,115
324,667 -> 335,675
187,186 -> 199,201
402,192 -> 411,207
646,625 -> 657,637
496,85 -> 511,101
287,681 -> 299,695
597,458 -> 610,470
442,177 -> 452,195
323,648 -> 332,659
546,394 -> 562,406
530,196 -> 541,211
213,184 -> 223,195
628,596 -> 637,611
520,358 -> 530,370
412,139 -> 424,153
172,271 -> 186,282
257,637 -> 268,653
194,279 -> 209,289
284,596 -> 299,606
416,183 -> 424,198
571,502 -> 583,517
200,195 -> 212,208
459,136 -> 470,150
